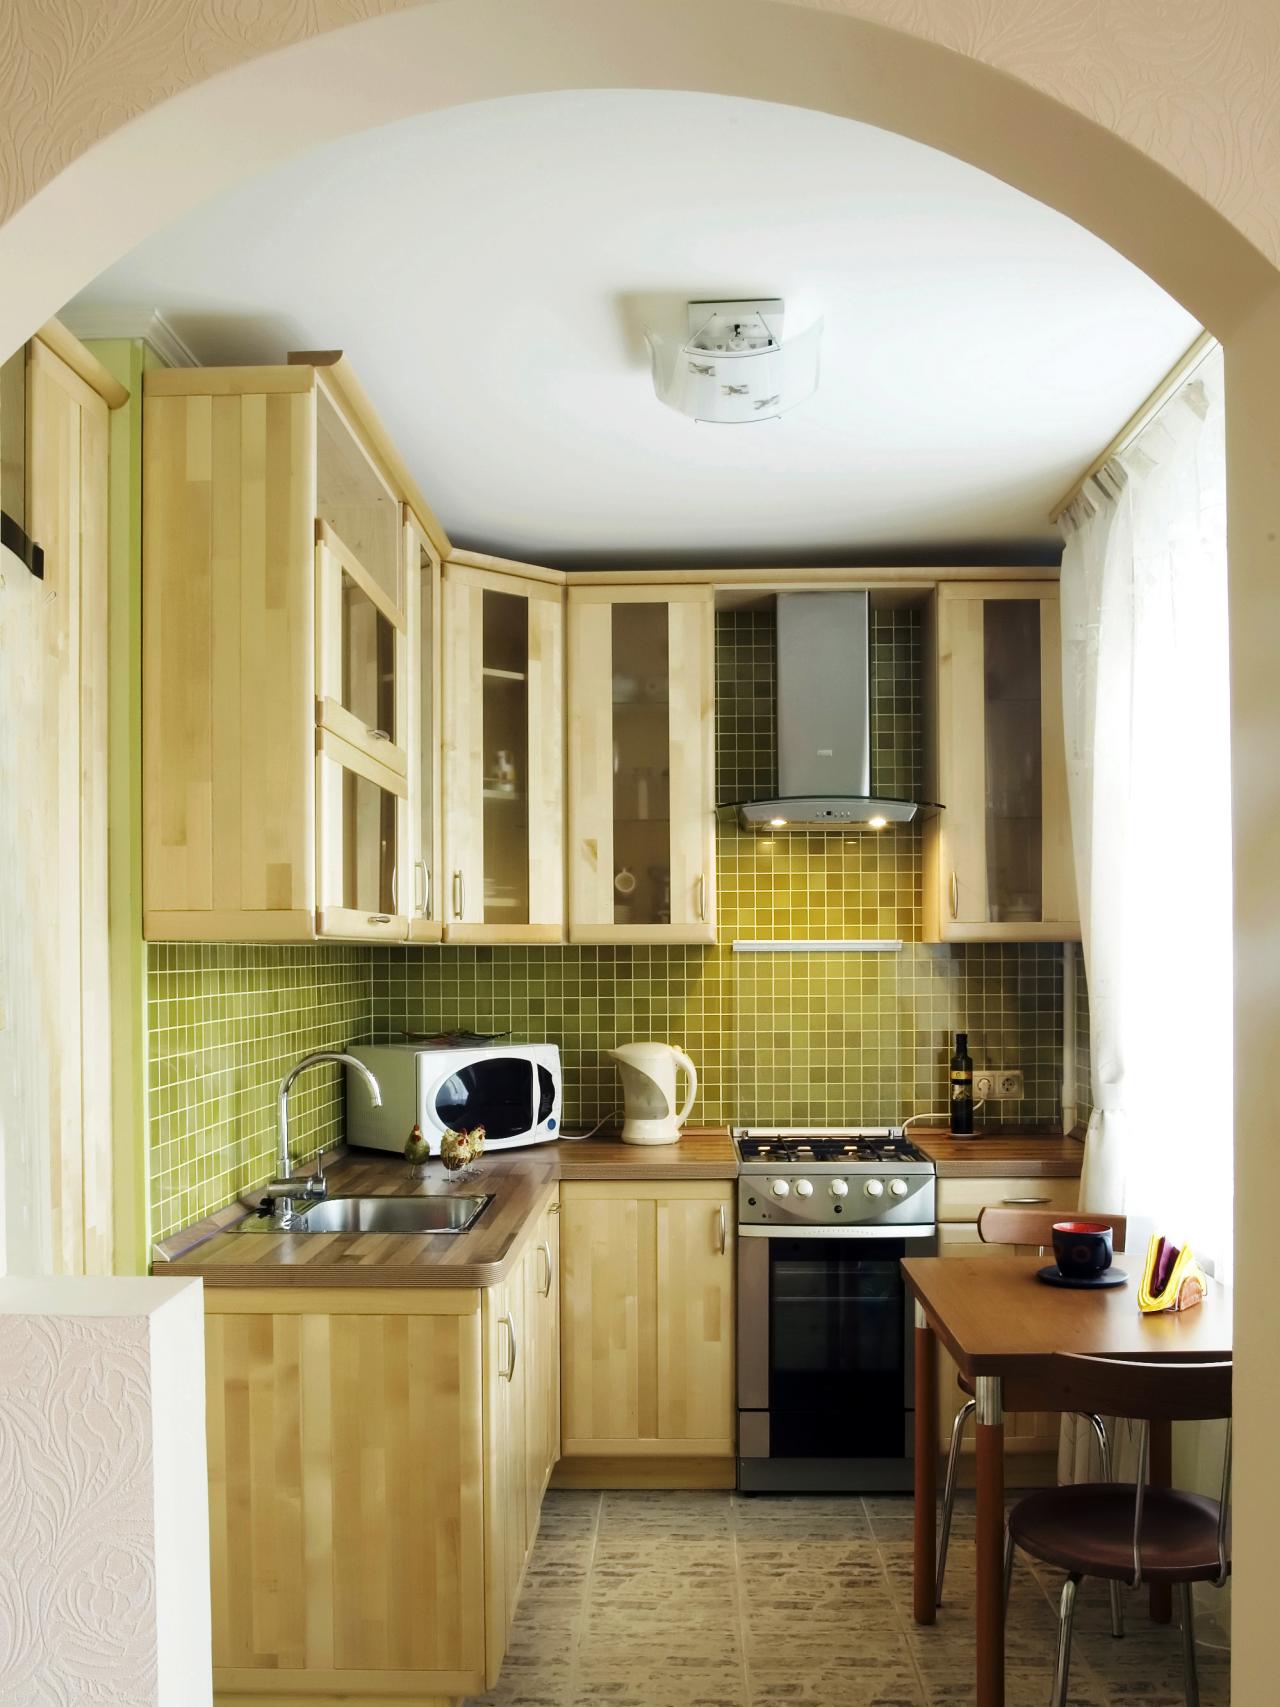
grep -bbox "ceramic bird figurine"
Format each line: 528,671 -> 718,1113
403,1122 -> 432,1178
469,1125 -> 486,1163
440,1128 -> 474,1173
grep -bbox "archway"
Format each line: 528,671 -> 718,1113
3,2 -> 1276,1693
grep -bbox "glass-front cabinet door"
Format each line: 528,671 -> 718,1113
441,562 -> 565,943
315,729 -> 411,941
567,586 -> 715,944
923,583 -> 1078,942
406,510 -> 443,942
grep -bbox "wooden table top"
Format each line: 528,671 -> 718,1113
911,1133 -> 1083,1177
903,1254 -> 1232,1386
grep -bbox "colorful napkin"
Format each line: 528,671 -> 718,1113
1137,1233 -> 1207,1313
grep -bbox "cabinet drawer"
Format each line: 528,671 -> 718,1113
935,1174 -> 1079,1223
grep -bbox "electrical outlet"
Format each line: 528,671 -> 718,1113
975,1069 -> 1024,1100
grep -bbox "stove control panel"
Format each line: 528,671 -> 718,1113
738,1171 -> 935,1230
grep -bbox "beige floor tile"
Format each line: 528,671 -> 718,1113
600,1490 -> 736,1538
732,1493 -> 873,1541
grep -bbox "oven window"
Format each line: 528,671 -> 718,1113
433,1059 -> 532,1139
767,1240 -> 907,1459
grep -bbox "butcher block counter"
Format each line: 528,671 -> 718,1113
912,1131 -> 1084,1177
154,1126 -> 736,1289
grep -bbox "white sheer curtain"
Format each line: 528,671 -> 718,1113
1057,347 -> 1232,1478
1060,346 -> 1232,1266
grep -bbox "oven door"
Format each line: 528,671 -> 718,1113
738,1225 -> 936,1490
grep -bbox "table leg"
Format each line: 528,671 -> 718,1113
1149,1419 -> 1173,1624
913,1304 -> 937,1625
975,1375 -> 1005,1707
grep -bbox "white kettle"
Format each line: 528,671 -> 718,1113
610,1042 -> 699,1145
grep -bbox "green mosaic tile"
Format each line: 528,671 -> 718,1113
147,942 -> 371,1242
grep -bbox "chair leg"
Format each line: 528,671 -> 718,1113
1051,1575 -> 1080,1707
1177,1582 -> 1200,1707
1084,1412 -> 1125,1639
935,1398 -> 975,1607
1002,1522 -> 1014,1615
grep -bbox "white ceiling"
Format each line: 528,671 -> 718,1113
69,90 -> 1200,567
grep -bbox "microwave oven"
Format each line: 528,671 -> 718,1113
344,1042 -> 562,1154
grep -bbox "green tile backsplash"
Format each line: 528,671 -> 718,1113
148,943 -> 371,1241
149,605 -> 1075,1241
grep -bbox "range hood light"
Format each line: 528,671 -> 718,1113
868,816 -> 888,831
769,817 -> 789,828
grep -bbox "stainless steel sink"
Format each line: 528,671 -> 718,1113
298,1194 -> 491,1234
237,1194 -> 492,1235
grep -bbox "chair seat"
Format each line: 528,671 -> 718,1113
1009,1483 -> 1230,1585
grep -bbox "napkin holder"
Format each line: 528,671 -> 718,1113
1137,1233 -> 1207,1314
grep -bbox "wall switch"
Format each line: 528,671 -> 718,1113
976,1068 -> 1024,1100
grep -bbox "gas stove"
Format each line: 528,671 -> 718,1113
732,1127 -> 936,1233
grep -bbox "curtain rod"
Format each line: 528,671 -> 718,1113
1048,330 -> 1220,524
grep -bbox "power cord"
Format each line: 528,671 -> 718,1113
557,1109 -> 621,1142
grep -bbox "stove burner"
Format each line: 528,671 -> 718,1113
736,1135 -> 928,1164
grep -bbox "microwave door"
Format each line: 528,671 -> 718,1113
433,1057 -> 536,1142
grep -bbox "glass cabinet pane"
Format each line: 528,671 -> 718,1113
342,575 -> 397,742
342,770 -> 398,914
416,536 -> 436,916
983,600 -> 1042,921
482,589 -> 530,924
610,603 -> 672,925
315,387 -> 401,607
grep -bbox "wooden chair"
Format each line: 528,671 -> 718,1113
935,1206 -> 1129,1637
1005,1353 -> 1231,1707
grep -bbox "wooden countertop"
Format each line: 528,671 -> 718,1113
555,1127 -> 736,1179
155,1128 -> 736,1291
912,1132 -> 1084,1178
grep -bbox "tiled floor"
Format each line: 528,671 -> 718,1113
465,1490 -> 1230,1707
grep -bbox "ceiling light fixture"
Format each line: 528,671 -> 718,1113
646,299 -> 822,425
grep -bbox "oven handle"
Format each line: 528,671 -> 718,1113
739,1223 -> 937,1240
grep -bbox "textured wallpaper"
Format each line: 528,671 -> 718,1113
0,1314 -> 157,1704
2,0 -> 1279,268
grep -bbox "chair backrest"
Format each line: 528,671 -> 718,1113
977,1205 -> 1127,1252
1045,1354 -> 1232,1589
1041,1354 -> 1231,1424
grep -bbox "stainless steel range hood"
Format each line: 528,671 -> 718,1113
736,591 -> 922,832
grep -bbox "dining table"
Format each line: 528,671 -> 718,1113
901,1253 -> 1233,1707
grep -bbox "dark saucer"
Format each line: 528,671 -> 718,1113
1036,1263 -> 1128,1290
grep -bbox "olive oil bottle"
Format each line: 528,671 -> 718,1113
950,1032 -> 974,1135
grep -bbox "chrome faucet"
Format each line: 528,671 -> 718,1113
265,1051 -> 382,1228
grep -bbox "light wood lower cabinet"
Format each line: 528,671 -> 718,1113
559,1181 -> 734,1459
934,1223 -> 1061,1458
205,1196 -> 559,1703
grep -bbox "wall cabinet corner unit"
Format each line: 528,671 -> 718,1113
558,1180 -> 735,1461
922,582 -> 1078,944
442,562 -> 566,943
143,361 -> 422,942
567,585 -> 716,944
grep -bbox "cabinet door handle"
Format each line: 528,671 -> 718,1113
501,1312 -> 518,1381
1002,1196 -> 1051,1205
949,871 -> 959,920
716,1204 -> 727,1256
414,859 -> 428,916
696,873 -> 707,922
540,1240 -> 554,1297
366,726 -> 392,742
367,914 -> 392,926
452,869 -> 465,919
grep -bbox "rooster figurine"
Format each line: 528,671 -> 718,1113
403,1122 -> 432,1179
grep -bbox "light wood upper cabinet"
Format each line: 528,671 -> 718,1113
143,358 -> 449,943
922,582 -> 1078,943
442,562 -> 566,943
406,510 -> 444,941
559,1180 -> 734,1459
567,586 -> 716,944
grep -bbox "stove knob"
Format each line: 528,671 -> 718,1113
864,1179 -> 885,1199
770,1178 -> 791,1198
795,1179 -> 814,1199
888,1178 -> 910,1198
829,1179 -> 850,1198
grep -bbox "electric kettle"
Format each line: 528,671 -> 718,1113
609,1042 -> 699,1145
